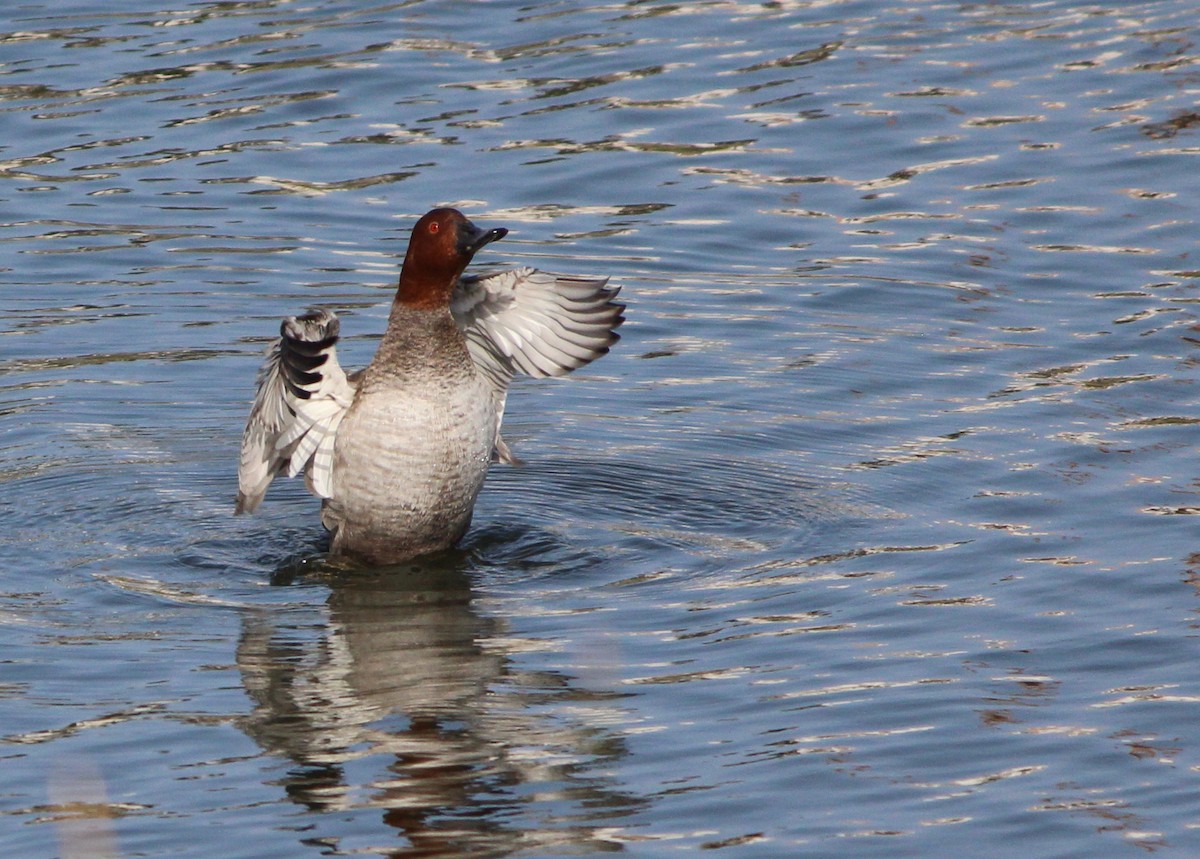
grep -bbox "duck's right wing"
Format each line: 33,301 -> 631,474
236,309 -> 355,514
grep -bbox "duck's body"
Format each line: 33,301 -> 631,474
323,305 -> 494,561
236,209 -> 623,565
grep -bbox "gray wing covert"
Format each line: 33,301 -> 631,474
450,267 -> 624,463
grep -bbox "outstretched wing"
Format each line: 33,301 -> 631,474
452,267 -> 624,387
451,267 -> 624,463
236,309 -> 355,514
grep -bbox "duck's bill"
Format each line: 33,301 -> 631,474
459,223 -> 508,256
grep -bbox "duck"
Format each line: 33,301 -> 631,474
236,208 -> 624,565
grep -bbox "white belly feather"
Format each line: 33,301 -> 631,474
325,374 -> 496,559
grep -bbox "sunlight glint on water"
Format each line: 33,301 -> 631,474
2,1 -> 1200,856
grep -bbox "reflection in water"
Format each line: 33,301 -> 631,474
4,0 -> 1200,854
237,563 -> 641,856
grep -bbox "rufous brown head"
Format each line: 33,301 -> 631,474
396,208 -> 507,309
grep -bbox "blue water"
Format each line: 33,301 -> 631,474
3,1 -> 1200,856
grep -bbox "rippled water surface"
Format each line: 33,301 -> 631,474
3,1 -> 1200,856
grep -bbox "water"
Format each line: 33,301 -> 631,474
3,1 -> 1199,856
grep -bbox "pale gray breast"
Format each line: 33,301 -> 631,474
329,366 -> 496,537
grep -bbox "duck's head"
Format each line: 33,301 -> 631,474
397,208 -> 508,309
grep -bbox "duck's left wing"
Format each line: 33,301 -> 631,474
236,309 -> 355,514
451,267 -> 624,461
452,266 -> 624,389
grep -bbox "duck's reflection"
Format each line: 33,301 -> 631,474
236,560 -> 640,856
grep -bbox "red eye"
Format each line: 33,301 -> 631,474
428,222 -> 439,234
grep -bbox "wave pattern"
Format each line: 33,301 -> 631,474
2,1 -> 1200,856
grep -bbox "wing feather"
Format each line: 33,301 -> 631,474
452,266 -> 623,384
450,267 -> 624,461
235,308 -> 355,513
